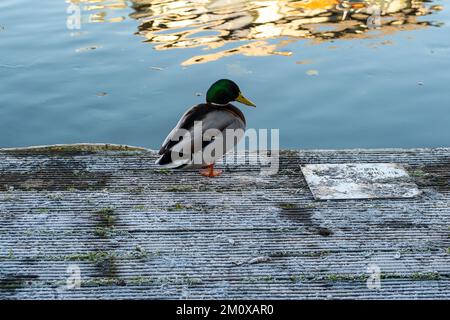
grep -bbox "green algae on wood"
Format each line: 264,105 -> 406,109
0,143 -> 148,155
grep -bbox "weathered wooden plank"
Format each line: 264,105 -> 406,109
0,145 -> 449,299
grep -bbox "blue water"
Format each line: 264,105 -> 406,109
0,0 -> 449,149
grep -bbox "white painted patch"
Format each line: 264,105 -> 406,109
301,163 -> 421,200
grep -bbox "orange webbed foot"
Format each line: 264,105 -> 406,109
200,164 -> 222,178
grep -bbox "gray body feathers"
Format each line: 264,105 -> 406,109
156,103 -> 246,168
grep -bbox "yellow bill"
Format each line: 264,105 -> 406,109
236,92 -> 256,107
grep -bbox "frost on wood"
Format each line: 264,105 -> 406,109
0,144 -> 449,299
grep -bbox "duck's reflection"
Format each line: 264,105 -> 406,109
70,0 -> 442,65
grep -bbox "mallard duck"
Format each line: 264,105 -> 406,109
155,79 -> 256,177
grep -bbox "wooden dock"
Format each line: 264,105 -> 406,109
0,144 -> 449,299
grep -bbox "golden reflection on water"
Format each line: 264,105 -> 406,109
69,0 -> 442,66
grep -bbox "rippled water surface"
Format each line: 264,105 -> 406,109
1,0 -> 449,149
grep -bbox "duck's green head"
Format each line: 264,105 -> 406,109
206,79 -> 256,107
